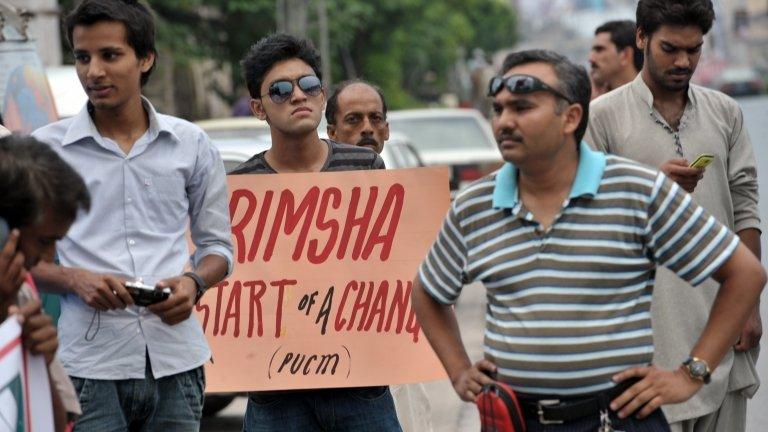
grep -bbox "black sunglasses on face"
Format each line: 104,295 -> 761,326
487,74 -> 573,104
262,75 -> 323,104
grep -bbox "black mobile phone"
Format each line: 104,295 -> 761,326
124,281 -> 171,307
0,217 -> 9,250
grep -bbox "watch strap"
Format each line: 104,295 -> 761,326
183,271 -> 207,303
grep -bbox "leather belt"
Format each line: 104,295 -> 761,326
518,381 -> 634,425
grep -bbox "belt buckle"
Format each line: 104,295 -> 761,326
537,399 -> 564,425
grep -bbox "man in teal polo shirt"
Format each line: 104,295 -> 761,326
412,49 -> 765,431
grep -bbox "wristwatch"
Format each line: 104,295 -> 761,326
183,271 -> 207,304
682,357 -> 711,384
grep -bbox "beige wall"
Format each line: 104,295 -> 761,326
746,0 -> 768,14
6,0 -> 62,66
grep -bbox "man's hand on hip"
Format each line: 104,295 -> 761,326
451,359 -> 497,402
148,275 -> 196,325
610,364 -> 702,420
70,268 -> 132,310
660,159 -> 704,193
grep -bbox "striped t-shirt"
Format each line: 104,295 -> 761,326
418,143 -> 739,395
230,138 -> 384,174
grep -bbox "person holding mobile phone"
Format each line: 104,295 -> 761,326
0,134 -> 91,431
585,2 -> 762,431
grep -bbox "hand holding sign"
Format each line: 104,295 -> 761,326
9,299 -> 58,365
0,316 -> 55,431
196,167 -> 451,392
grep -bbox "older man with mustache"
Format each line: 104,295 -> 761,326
326,80 -> 389,154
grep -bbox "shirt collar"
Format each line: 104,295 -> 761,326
492,141 -> 606,209
631,73 -> 697,111
61,96 -> 180,146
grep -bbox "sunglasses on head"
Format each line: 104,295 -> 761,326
262,75 -> 323,104
487,74 -> 573,103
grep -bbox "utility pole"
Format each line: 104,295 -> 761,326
276,0 -> 332,88
317,0 -> 331,88
276,0 -> 309,37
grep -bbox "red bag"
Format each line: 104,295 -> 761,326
477,382 -> 526,432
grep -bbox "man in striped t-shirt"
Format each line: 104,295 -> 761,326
412,49 -> 765,431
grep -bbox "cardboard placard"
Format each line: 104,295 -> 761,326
0,317 -> 55,431
198,167 -> 450,392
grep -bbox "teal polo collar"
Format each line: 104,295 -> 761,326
492,141 -> 606,209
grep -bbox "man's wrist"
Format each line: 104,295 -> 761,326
676,366 -> 704,388
448,360 -> 473,385
681,357 -> 711,384
183,271 -> 207,303
64,267 -> 83,292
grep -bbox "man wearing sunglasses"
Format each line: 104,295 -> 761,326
412,49 -> 765,431
586,2 -> 762,431
232,33 -> 401,432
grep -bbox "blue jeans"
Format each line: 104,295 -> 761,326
243,386 -> 402,432
70,363 -> 205,432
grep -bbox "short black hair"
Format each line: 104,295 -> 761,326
595,20 -> 644,72
0,135 -> 90,229
500,50 -> 591,143
241,33 -> 322,99
325,79 -> 388,125
65,0 -> 157,87
636,0 -> 715,37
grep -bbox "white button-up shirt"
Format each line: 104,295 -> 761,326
33,99 -> 233,379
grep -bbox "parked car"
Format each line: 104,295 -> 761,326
385,108 -> 502,190
715,67 -> 765,98
195,117 -> 272,172
379,133 -> 425,169
198,117 -> 424,173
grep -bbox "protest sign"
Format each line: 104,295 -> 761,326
197,167 -> 451,392
0,317 -> 54,432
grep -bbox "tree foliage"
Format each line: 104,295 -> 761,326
58,0 -> 517,108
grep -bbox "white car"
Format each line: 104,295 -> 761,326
197,117 -> 424,173
386,108 -> 502,189
195,117 -> 272,172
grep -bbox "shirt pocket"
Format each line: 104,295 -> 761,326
143,175 -> 188,228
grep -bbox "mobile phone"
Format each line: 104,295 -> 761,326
689,154 -> 715,168
125,281 -> 171,307
0,217 -> 8,250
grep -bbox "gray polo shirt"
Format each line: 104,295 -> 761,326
585,74 -> 761,422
